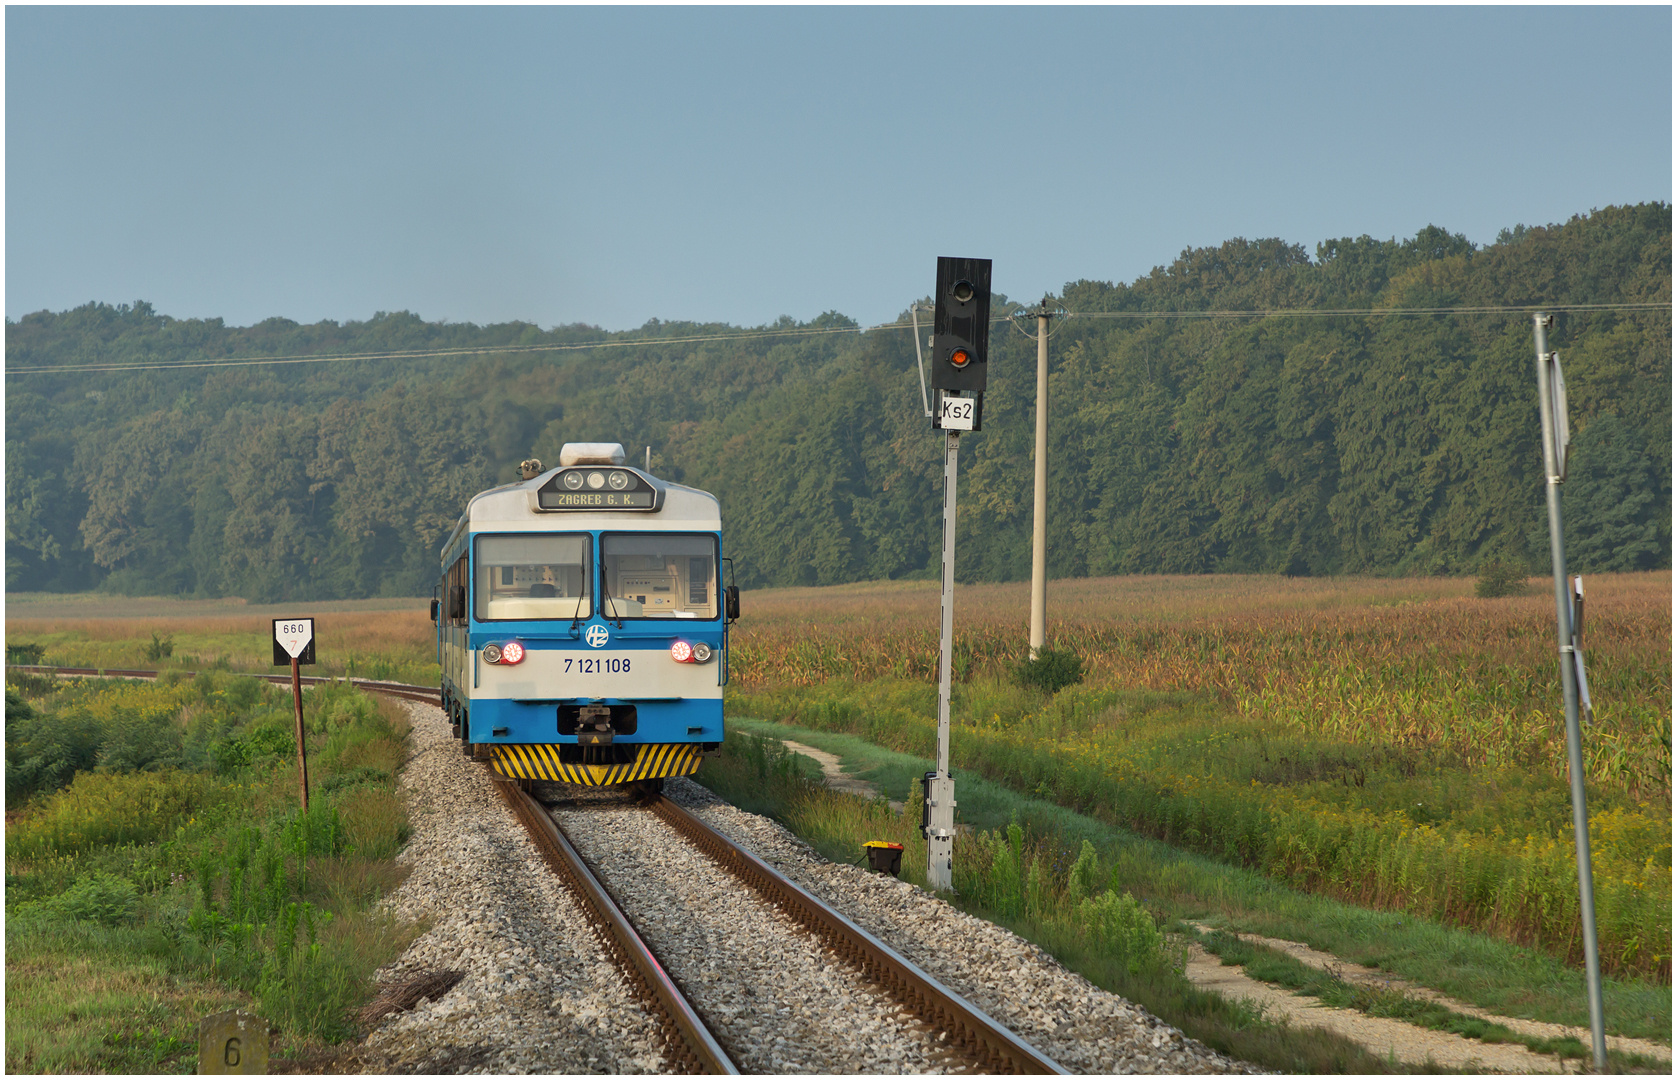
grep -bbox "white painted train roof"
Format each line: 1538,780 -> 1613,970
448,467 -> 720,549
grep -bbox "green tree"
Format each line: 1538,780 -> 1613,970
1541,413 -> 1664,572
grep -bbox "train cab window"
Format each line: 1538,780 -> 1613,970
601,533 -> 719,619
474,534 -> 591,621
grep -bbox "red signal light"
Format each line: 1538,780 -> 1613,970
950,348 -> 972,369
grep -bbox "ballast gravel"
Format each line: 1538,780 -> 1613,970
354,701 -> 1256,1073
553,792 -> 948,1073
351,702 -> 666,1074
665,777 -> 1260,1075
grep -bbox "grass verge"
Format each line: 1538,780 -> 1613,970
723,715 -> 1671,1044
5,673 -> 421,1071
727,674 -> 1670,982
697,729 -> 1446,1074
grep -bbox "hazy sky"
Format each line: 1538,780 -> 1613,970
6,6 -> 1671,331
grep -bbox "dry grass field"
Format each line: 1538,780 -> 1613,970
9,573 -> 1670,978
731,572 -> 1671,799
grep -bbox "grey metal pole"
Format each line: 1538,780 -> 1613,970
1029,305 -> 1050,660
927,429 -> 959,890
1534,313 -> 1607,1070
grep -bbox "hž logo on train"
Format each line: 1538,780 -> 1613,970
584,624 -> 610,648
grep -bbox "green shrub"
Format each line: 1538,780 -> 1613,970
1474,556 -> 1530,598
56,871 -> 140,927
1078,888 -> 1169,975
95,706 -> 186,774
6,690 -> 101,807
142,633 -> 175,662
1015,647 -> 1085,693
216,715 -> 297,772
7,770 -> 229,862
957,819 -> 1177,976
6,642 -> 47,665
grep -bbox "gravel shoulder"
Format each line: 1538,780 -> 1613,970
665,777 -> 1256,1074
552,793 -> 948,1073
346,702 -> 667,1074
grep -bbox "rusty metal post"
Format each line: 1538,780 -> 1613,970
291,656 -> 310,812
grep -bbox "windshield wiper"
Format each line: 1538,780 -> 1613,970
599,572 -> 625,629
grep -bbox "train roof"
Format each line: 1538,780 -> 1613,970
441,465 -> 720,559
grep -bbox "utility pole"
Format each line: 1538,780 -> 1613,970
1019,297 -> 1062,659
1533,313 -> 1606,1070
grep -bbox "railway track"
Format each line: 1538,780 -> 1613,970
545,785 -> 1066,1074
496,778 -> 738,1073
13,666 -> 1064,1073
7,664 -> 444,706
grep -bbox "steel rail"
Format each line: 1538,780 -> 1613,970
6,664 -> 443,705
496,780 -> 738,1075
643,792 -> 1068,1075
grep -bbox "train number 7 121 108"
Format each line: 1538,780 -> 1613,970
562,657 -> 631,674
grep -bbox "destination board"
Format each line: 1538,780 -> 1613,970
538,490 -> 656,510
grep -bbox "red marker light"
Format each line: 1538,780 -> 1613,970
670,640 -> 694,663
500,641 -> 526,664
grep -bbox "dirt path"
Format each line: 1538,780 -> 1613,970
781,739 -> 904,812
1191,923 -> 1671,1066
1183,939 -> 1582,1072
779,739 -> 1670,1074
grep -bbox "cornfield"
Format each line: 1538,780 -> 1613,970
730,572 -> 1671,799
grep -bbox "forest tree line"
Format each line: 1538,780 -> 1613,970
5,203 -> 1669,600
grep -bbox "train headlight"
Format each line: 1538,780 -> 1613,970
562,471 -> 584,490
670,640 -> 694,663
691,641 -> 713,663
483,642 -> 525,665
587,471 -> 606,489
607,470 -> 630,490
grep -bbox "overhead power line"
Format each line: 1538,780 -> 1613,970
5,301 -> 1667,375
1065,301 -> 1670,320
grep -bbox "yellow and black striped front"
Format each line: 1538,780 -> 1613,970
492,743 -> 704,786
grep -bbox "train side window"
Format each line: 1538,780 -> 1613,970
448,555 -> 468,623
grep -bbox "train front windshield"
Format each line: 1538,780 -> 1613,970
475,534 -> 591,621
602,533 -> 719,619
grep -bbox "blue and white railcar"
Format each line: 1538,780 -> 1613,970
434,442 -> 736,787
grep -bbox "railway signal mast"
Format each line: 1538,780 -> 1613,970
913,256 -> 991,891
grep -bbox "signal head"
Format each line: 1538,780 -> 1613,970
929,257 -> 992,394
